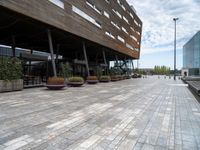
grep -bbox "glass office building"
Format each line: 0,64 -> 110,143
183,31 -> 200,76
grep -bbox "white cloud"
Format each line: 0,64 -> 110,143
127,0 -> 200,54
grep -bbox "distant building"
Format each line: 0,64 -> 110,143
182,31 -> 200,76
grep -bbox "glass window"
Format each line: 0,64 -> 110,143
111,21 -> 120,30
72,6 -> 102,29
48,0 -> 64,9
86,0 -> 102,14
126,43 -> 133,50
104,11 -> 110,18
117,36 -> 125,43
105,32 -> 115,39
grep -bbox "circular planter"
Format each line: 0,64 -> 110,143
99,76 -> 111,83
124,76 -> 131,79
46,84 -> 65,90
111,75 -> 120,81
86,80 -> 98,84
100,79 -> 110,82
68,82 -> 84,87
111,78 -> 119,82
132,74 -> 142,78
117,76 -> 123,80
132,74 -> 138,78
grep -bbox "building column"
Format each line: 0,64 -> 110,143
56,44 -> 60,73
102,50 -> 108,75
115,55 -> 119,67
82,41 -> 90,76
124,57 -> 128,75
56,44 -> 59,64
47,29 -> 57,77
28,49 -> 33,75
11,36 -> 16,57
131,59 -> 134,71
102,50 -> 107,66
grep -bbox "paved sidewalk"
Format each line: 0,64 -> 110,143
0,77 -> 200,150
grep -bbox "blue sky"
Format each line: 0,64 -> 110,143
127,0 -> 200,69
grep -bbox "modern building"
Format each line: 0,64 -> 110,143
0,0 -> 142,82
182,31 -> 200,76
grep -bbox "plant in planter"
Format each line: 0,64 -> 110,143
46,77 -> 65,90
94,66 -> 102,79
59,62 -> 72,84
68,77 -> 84,87
137,74 -> 142,78
116,75 -> 123,80
109,67 -> 122,82
0,57 -> 23,92
111,75 -> 119,81
124,75 -> 131,79
99,75 -> 111,82
86,76 -> 99,84
132,74 -> 138,78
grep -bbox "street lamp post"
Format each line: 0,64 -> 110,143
173,18 -> 178,80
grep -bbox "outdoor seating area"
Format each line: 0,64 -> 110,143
181,76 -> 200,97
23,75 -> 43,86
187,81 -> 200,95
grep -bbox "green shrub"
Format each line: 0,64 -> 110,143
0,57 -> 22,81
100,75 -> 111,81
68,77 -> 84,82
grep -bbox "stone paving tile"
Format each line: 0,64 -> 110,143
0,76 -> 200,149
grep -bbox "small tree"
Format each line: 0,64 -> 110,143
109,67 -> 122,76
94,66 -> 102,79
59,62 -> 72,79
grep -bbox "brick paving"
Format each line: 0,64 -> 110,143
0,76 -> 200,150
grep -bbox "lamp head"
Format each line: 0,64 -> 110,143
173,18 -> 179,21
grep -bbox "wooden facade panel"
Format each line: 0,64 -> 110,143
0,0 -> 142,59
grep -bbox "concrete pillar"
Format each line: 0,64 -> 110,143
56,44 -> 59,64
115,55 -> 119,67
11,36 -> 16,57
102,50 -> 107,66
56,44 -> 60,73
102,50 -> 108,75
124,57 -> 128,75
82,41 -> 90,76
29,49 -> 33,75
131,60 -> 134,70
47,29 -> 57,77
